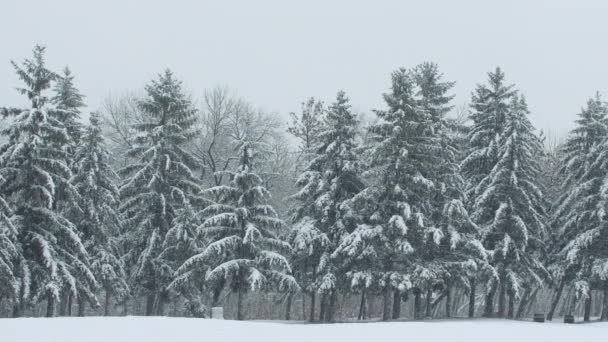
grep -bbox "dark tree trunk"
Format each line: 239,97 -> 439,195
156,291 -> 166,316
392,290 -> 401,319
547,279 -> 565,321
59,294 -> 67,316
67,294 -> 72,316
309,292 -> 316,322
46,294 -> 55,318
236,287 -> 245,321
483,287 -> 495,318
285,293 -> 292,320
584,292 -> 592,322
497,285 -> 506,318
104,289 -> 112,316
601,287 -> 608,321
414,288 -> 422,319
319,293 -> 327,321
122,297 -> 129,316
515,287 -> 532,319
358,290 -> 367,320
12,303 -> 22,318
78,296 -> 86,317
425,286 -> 432,318
507,292 -> 515,319
325,290 -> 337,322
468,278 -> 476,318
446,282 -> 452,318
382,286 -> 391,321
145,294 -> 156,316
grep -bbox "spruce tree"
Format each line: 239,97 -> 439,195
471,95 -> 548,318
0,45 -> 96,317
119,69 -> 201,315
72,113 -> 129,316
548,94 -> 608,320
51,67 -> 85,151
289,91 -> 365,322
335,68 -> 438,320
175,142 -> 298,320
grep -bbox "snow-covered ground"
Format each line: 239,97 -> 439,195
0,317 -> 606,342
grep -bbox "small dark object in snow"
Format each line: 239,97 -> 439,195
564,315 -> 575,324
533,313 -> 545,322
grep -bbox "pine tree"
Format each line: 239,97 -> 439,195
51,67 -> 85,151
119,69 -> 201,315
175,142 -> 298,320
71,112 -> 129,316
462,67 -> 517,200
411,62 -> 489,319
471,95 -> 548,318
0,45 -> 96,317
335,68 -> 439,320
289,91 -> 365,321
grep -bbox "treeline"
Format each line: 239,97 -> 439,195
0,46 -> 607,322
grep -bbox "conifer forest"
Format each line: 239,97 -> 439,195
2,44 -> 608,326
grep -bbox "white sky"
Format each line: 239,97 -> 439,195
2,0 -> 608,139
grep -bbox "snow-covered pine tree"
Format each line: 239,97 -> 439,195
0,45 -> 96,317
71,112 -> 129,316
471,95 -> 548,318
335,68 -> 438,321
51,67 -> 85,152
175,142 -> 298,320
410,62 -> 490,319
462,67 -> 517,200
550,95 -> 608,321
0,190 -> 18,306
119,69 -> 201,316
289,91 -> 365,322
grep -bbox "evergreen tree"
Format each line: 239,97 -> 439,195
72,113 -> 129,316
51,67 -> 85,151
462,67 -> 517,200
471,95 -> 548,318
175,142 -> 298,320
0,46 -> 96,317
335,68 -> 439,320
289,91 -> 365,321
119,69 -> 201,315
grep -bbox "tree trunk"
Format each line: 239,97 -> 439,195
584,292 -> 592,322
414,288 -> 422,319
515,287 -> 532,319
358,290 -> 367,320
469,278 -> 476,318
325,290 -> 337,322
392,290 -> 401,319
145,294 -> 156,316
425,286 -> 432,318
46,294 -> 55,318
601,287 -> 608,321
104,290 -> 112,316
12,303 -> 22,318
483,289 -> 495,318
237,287 -> 245,321
382,286 -> 391,321
122,297 -> 129,316
285,293 -> 292,320
319,293 -> 327,321
497,285 -> 506,318
78,296 -> 86,317
58,294 -> 67,316
156,291 -> 166,316
547,279 -> 565,321
309,292 -> 316,322
507,291 -> 515,319
67,294 -> 72,316
446,282 -> 452,318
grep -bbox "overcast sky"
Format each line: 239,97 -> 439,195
2,0 -> 608,139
